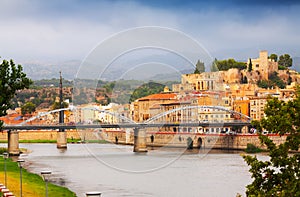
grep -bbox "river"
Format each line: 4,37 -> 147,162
15,143 -> 254,197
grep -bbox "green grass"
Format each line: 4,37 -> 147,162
0,157 -> 76,197
0,147 -> 7,155
84,139 -> 109,143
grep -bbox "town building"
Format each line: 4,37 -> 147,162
133,92 -> 178,122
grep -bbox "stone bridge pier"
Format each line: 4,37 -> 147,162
8,130 -> 20,155
57,131 -> 67,149
133,128 -> 148,153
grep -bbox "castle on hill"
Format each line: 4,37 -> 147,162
172,50 -> 300,93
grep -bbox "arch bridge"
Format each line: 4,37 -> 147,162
3,105 -> 252,155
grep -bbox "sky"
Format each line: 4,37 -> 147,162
0,0 -> 300,65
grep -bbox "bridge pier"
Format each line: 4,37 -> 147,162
133,128 -> 148,153
57,131 -> 67,149
8,130 -> 20,155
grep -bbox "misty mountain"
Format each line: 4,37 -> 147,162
22,51 -> 199,81
23,60 -> 81,80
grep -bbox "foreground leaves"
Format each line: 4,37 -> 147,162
243,87 -> 300,196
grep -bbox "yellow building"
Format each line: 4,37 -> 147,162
172,72 -> 221,92
249,97 -> 268,120
233,100 -> 250,117
133,92 -> 178,122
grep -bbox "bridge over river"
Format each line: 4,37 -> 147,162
2,105 -> 252,155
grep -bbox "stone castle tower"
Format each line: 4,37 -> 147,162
247,50 -> 278,80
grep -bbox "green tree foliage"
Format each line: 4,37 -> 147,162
248,58 -> 253,72
194,67 -> 200,74
103,82 -> 115,94
21,102 -> 36,115
51,101 -> 69,110
214,58 -> 247,71
257,72 -> 286,89
269,53 -> 278,62
278,54 -> 293,68
0,59 -> 32,128
129,82 -> 165,103
194,60 -> 205,74
278,65 -> 287,70
211,58 -> 219,72
257,80 -> 272,89
243,88 -> 300,196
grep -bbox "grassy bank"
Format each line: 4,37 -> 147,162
0,156 -> 76,197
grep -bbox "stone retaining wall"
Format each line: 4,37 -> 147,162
102,130 -> 287,150
0,130 -> 99,141
0,130 -> 287,150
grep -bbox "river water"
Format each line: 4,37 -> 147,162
15,143 -> 254,197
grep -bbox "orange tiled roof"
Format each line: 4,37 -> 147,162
138,93 -> 177,101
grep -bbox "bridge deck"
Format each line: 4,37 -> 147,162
3,122 -> 251,130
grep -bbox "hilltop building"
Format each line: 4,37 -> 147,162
131,50 -> 300,134
247,50 -> 278,80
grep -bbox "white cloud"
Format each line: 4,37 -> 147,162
0,0 -> 299,65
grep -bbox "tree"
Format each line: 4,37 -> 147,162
21,102 -> 36,115
194,67 -> 200,74
129,82 -> 165,103
257,72 -> 286,89
269,54 -> 278,62
248,58 -> 253,72
213,58 -> 247,71
278,54 -> 293,68
0,59 -> 32,128
243,87 -> 300,196
51,101 -> 69,110
195,60 -> 205,74
211,58 -> 219,72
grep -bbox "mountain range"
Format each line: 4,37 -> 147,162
22,57 -> 300,81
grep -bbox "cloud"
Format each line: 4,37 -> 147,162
0,0 -> 299,65
0,0 -> 181,62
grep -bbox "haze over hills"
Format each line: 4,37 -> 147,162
22,60 -> 81,80
22,56 -> 300,81
22,51 -> 196,81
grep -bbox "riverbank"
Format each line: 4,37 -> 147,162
0,156 -> 76,197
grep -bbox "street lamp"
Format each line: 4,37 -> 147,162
41,170 -> 51,197
17,159 -> 25,197
86,191 -> 102,196
3,152 -> 8,188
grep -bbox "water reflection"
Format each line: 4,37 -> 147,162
13,143 -> 254,197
